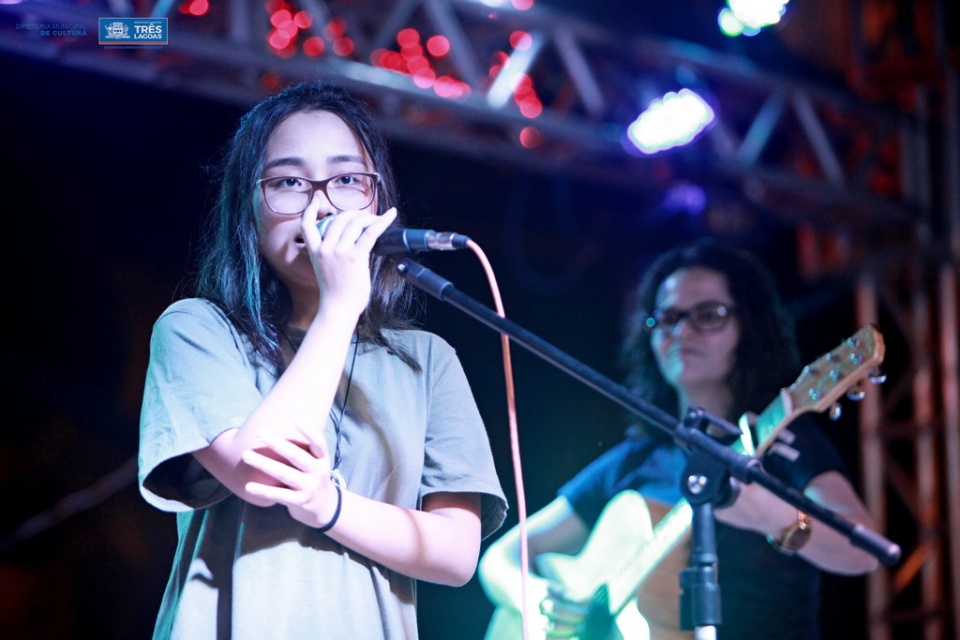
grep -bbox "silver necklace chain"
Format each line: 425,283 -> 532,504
283,329 -> 358,491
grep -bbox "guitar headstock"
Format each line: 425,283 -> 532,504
784,324 -> 886,417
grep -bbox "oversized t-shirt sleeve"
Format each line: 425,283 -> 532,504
138,299 -> 270,512
419,335 -> 508,540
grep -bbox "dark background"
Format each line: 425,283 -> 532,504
0,26 -> 881,638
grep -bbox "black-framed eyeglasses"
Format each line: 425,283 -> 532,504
256,172 -> 380,215
643,301 -> 736,334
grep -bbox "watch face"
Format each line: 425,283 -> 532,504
781,528 -> 811,551
780,512 -> 812,551
768,511 -> 812,553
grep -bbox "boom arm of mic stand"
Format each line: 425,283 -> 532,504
393,257 -> 901,567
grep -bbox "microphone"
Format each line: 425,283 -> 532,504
373,228 -> 471,256
316,215 -> 336,237
316,217 -> 470,256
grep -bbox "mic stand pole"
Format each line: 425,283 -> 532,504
676,407 -> 742,640
394,257 -> 901,633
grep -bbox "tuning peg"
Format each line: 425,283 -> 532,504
868,368 -> 887,384
846,385 -> 866,401
829,403 -> 843,420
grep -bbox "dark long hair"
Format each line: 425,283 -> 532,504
195,82 -> 418,371
620,238 -> 800,432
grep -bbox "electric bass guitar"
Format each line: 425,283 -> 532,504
484,325 -> 885,640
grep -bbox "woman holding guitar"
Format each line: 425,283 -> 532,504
479,238 -> 879,640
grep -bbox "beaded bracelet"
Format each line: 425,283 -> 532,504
317,484 -> 342,533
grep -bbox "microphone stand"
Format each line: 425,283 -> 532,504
393,257 -> 901,635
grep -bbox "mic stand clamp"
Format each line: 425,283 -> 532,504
676,407 -> 741,640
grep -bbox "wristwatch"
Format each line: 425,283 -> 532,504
767,509 -> 812,554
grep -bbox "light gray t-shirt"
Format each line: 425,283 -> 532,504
139,298 -> 507,639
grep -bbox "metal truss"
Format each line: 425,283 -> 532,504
0,0 -> 923,239
845,1 -> 959,637
853,256 -> 959,640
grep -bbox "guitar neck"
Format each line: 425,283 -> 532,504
752,389 -> 795,457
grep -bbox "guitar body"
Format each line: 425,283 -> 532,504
484,491 -> 691,640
